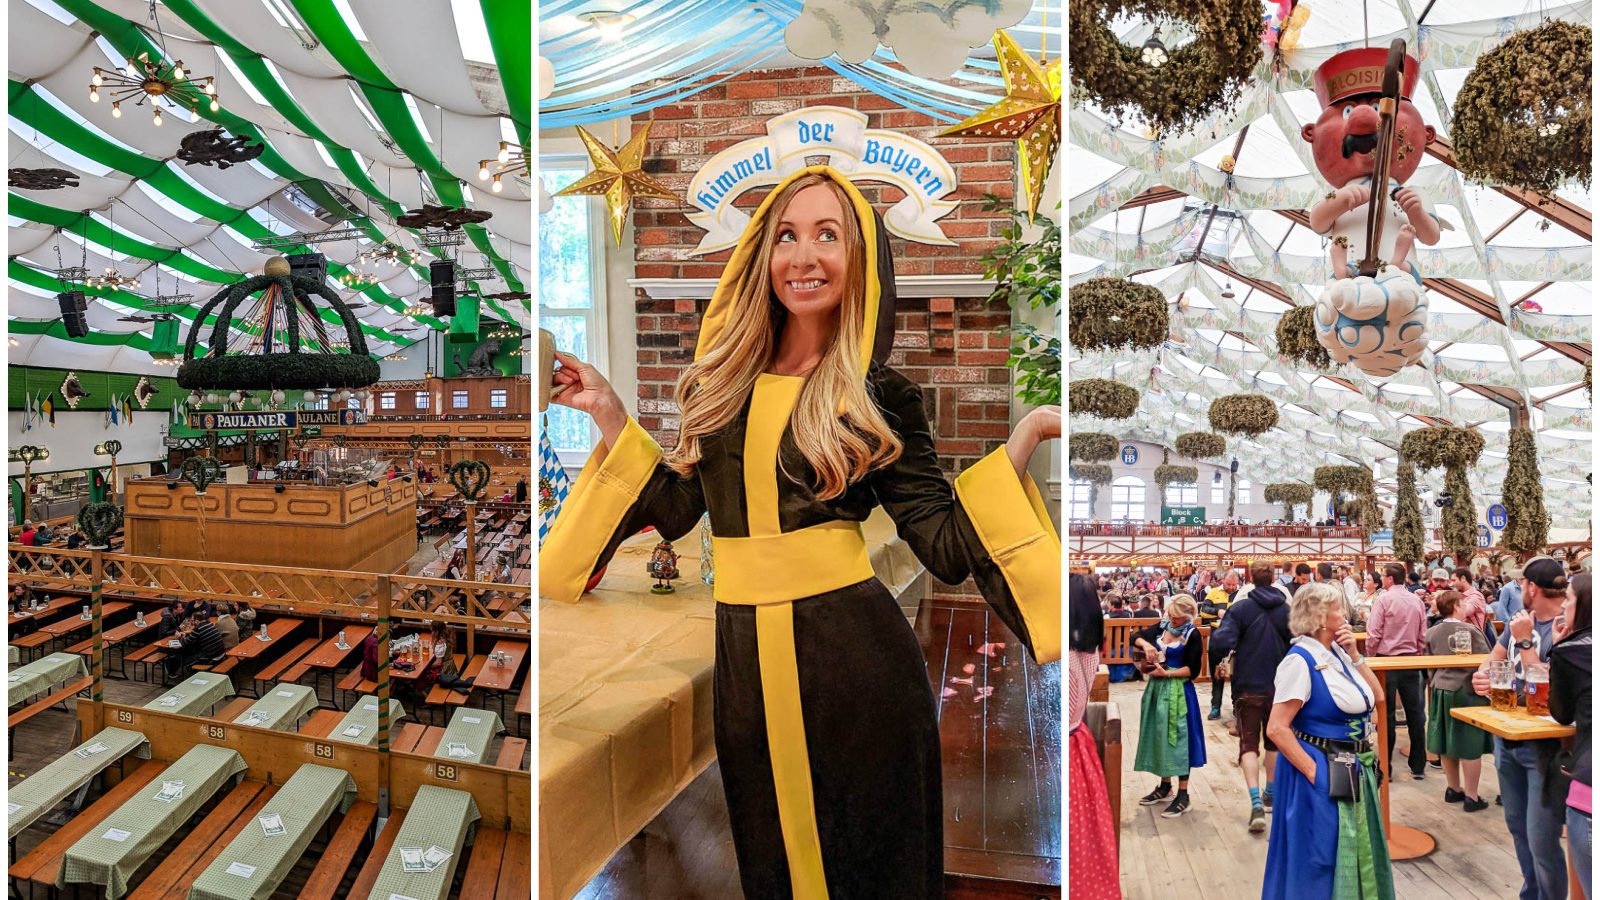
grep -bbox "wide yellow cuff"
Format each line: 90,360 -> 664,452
540,416 -> 664,603
953,447 -> 1062,663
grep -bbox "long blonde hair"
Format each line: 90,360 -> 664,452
663,173 -> 902,499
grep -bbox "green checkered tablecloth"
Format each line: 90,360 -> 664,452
9,645 -> 17,665
57,744 -> 247,899
231,684 -> 317,732
433,707 -> 504,765
8,728 -> 151,839
331,694 -> 407,746
144,672 -> 235,717
363,785 -> 480,900
185,763 -> 357,900
7,652 -> 88,706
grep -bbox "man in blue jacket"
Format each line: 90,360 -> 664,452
1210,561 -> 1293,834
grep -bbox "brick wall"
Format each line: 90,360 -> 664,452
627,66 -> 1026,601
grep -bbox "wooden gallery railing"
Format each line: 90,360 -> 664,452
8,543 -> 531,819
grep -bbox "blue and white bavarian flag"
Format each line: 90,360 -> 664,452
538,419 -> 571,547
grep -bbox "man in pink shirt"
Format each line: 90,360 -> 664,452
1368,562 -> 1430,779
1451,566 -> 1490,631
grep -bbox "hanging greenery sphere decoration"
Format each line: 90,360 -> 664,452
1399,426 -> 1485,472
1263,483 -> 1313,519
1313,465 -> 1373,496
1500,427 -> 1550,557
1067,0 -> 1262,137
177,265 -> 381,392
1068,379 -> 1141,420
1276,305 -> 1333,370
1069,432 -> 1120,462
1175,432 -> 1226,459
1067,277 -> 1169,353
1070,463 -> 1114,514
1153,464 -> 1199,489
1452,20 -> 1592,193
1208,394 -> 1278,437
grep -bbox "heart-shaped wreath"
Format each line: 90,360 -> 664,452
449,459 -> 491,501
407,434 -> 426,451
77,502 -> 123,550
180,456 -> 225,495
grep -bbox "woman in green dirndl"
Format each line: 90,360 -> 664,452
1424,590 -> 1493,811
1132,594 -> 1207,817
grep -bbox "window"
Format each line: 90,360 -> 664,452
541,158 -> 609,457
489,389 -> 507,408
1211,475 -> 1226,505
1165,483 -> 1198,506
1111,476 -> 1146,522
452,390 -> 469,409
1237,479 -> 1253,505
1068,480 -> 1093,520
414,391 -> 429,410
379,393 -> 396,410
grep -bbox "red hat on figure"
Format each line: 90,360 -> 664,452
1313,47 -> 1422,106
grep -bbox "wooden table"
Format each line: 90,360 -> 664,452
41,603 -> 130,637
1368,653 -> 1488,860
301,626 -> 373,669
390,644 -> 434,681
473,640 -> 527,693
225,617 -> 304,659
8,595 -> 80,628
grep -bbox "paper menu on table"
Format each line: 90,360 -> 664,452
462,715 -> 481,724
342,723 -> 366,738
421,845 -> 452,870
74,741 -> 109,759
445,742 -> 474,759
154,780 -> 185,803
157,693 -> 183,707
226,861 -> 257,878
259,813 -> 286,836
102,828 -> 132,842
275,689 -> 295,697
399,847 -> 429,873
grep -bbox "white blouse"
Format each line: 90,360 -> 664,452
1273,636 -> 1375,714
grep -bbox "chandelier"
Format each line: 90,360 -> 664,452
358,242 -> 415,268
402,302 -> 432,317
477,141 -> 529,194
85,268 -> 140,290
485,321 -> 521,340
339,270 -> 378,288
89,2 -> 218,126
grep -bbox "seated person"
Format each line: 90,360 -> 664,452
416,621 -> 476,695
158,601 -> 183,638
164,611 -> 225,677
213,602 -> 240,650
64,530 -> 87,550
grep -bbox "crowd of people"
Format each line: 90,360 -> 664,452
1071,557 -> 1592,900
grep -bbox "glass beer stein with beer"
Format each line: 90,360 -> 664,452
1449,630 -> 1474,655
1488,660 -> 1517,712
1524,662 -> 1551,717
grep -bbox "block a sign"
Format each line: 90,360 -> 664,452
685,106 -> 959,255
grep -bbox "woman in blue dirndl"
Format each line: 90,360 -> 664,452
1131,594 -> 1207,818
1263,582 -> 1394,900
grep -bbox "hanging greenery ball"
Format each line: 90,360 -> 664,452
1067,0 -> 1262,137
1069,432 -> 1120,462
1400,426 -> 1486,471
1153,464 -> 1199,489
1207,394 -> 1278,437
1067,277 -> 1169,352
1313,465 -> 1374,496
1068,379 -> 1141,420
1174,431 -> 1226,459
1452,20 -> 1592,193
1070,463 -> 1115,486
1263,483 -> 1314,509
1275,305 -> 1332,370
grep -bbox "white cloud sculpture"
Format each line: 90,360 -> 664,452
784,0 -> 1032,79
1313,270 -> 1430,377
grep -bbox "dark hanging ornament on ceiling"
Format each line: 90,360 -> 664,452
397,204 -> 493,230
176,129 -> 265,169
483,290 -> 530,301
9,168 -> 81,190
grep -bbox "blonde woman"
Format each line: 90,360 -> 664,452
1263,582 -> 1392,899
542,167 -> 1060,898
1131,593 -> 1208,818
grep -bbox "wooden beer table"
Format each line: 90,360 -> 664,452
1368,653 -> 1488,860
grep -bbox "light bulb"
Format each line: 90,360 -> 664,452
153,109 -> 163,126
205,79 -> 215,94
497,145 -> 510,164
478,165 -> 490,181
173,65 -> 184,80
112,102 -> 122,118
126,61 -> 138,78
92,70 -> 103,87
209,99 -> 219,112
491,176 -> 503,193
89,88 -> 99,103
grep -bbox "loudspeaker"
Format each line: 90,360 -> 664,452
1230,457 -> 1240,474
288,252 -> 327,283
57,291 -> 89,338
430,260 -> 456,316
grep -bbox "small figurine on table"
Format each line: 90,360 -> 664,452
649,539 -> 680,594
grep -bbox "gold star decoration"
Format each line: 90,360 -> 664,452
939,30 -> 1061,223
554,121 -> 682,246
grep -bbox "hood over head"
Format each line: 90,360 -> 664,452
694,165 -> 898,374
1249,584 -> 1289,610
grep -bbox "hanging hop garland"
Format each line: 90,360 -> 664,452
1208,394 -> 1278,437
1069,432 -> 1120,462
1275,305 -> 1332,370
1069,379 -> 1141,420
1175,431 -> 1226,459
77,502 -> 123,550
1451,20 -> 1592,194
1500,427 -> 1550,557
448,459 -> 491,502
1313,465 -> 1373,497
1153,464 -> 1199,489
1263,483 -> 1313,520
1585,358 -> 1591,397
1399,426 -> 1485,472
1392,459 -> 1426,565
1069,463 -> 1115,515
1067,0 -> 1263,137
1067,277 -> 1169,353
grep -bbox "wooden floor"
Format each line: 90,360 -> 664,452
579,597 -> 1062,898
1110,680 -> 1553,900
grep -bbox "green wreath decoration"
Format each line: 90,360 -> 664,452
448,459 -> 491,501
1068,379 -> 1140,420
1399,426 -> 1485,471
1067,0 -> 1263,137
1153,464 -> 1199,489
77,502 -> 123,550
1452,20 -> 1592,193
1208,394 -> 1278,437
1276,305 -> 1332,370
1067,277 -> 1169,352
1069,432 -> 1120,462
1263,483 -> 1313,520
1174,431 -> 1226,459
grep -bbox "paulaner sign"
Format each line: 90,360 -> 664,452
185,409 -> 363,431
686,106 -> 959,255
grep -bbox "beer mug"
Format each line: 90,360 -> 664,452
1450,630 -> 1473,655
338,629 -> 346,646
1524,662 -> 1551,717
1488,660 -> 1517,712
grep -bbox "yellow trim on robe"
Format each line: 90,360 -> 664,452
953,447 -> 1063,664
538,416 -> 664,604
756,603 -> 831,898
712,521 -> 875,605
744,373 -> 804,537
